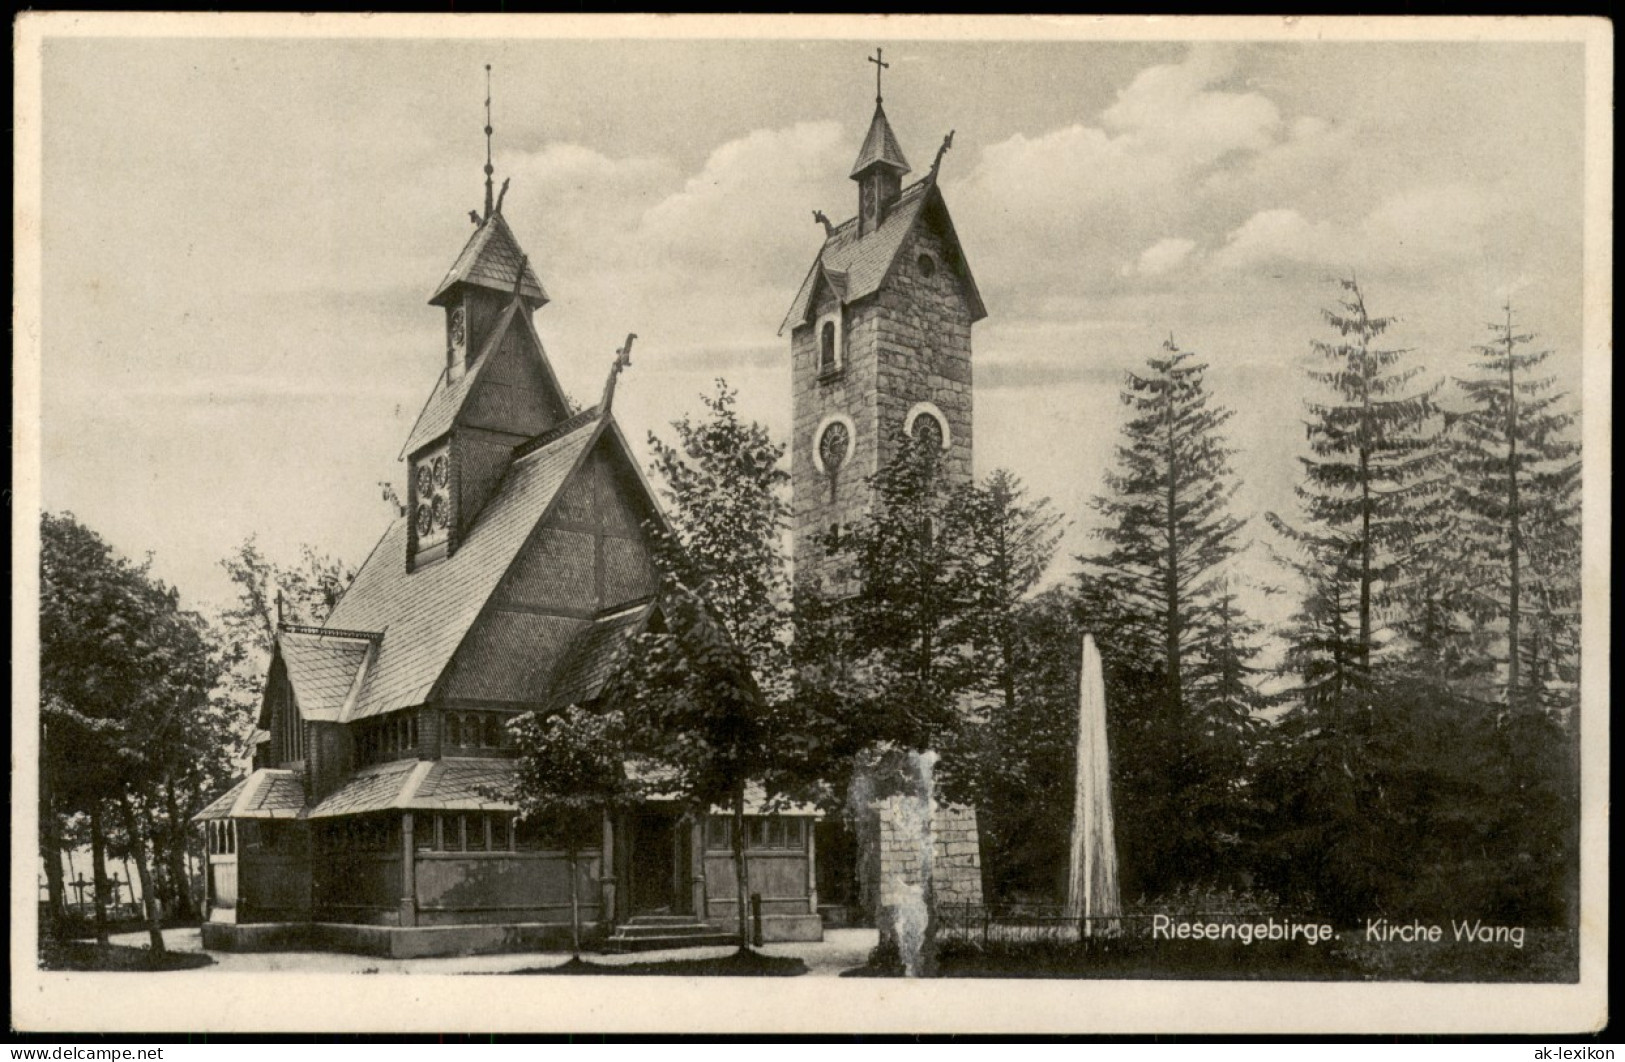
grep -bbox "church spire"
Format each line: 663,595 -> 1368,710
851,49 -> 910,236
483,64 -> 496,220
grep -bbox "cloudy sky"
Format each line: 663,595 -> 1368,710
29,20 -> 1597,626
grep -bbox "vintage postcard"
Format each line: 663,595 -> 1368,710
10,13 -> 1610,1036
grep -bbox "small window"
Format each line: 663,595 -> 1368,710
408,713 -> 419,750
917,253 -> 936,277
491,814 -> 510,852
226,822 -> 236,855
467,814 -> 488,853
708,816 -> 730,851
819,321 -> 838,376
786,819 -> 805,850
483,714 -> 501,749
414,813 -> 436,851
445,714 -> 461,747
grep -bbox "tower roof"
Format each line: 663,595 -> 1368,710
850,101 -> 911,179
429,212 -> 548,308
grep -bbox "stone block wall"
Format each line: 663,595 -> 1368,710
872,797 -> 985,912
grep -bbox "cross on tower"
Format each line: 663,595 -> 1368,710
868,47 -> 889,103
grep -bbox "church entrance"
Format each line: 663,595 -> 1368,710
626,810 -> 690,917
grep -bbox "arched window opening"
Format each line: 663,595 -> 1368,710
820,321 -> 838,376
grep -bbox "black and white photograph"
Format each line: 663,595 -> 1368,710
11,13 -> 1610,1037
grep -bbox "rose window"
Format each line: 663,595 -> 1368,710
819,421 -> 850,476
414,448 -> 451,546
912,412 -> 944,453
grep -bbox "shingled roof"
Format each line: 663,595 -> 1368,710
430,212 -> 547,307
193,770 -> 305,821
278,629 -> 374,723
307,757 -> 519,817
323,413 -> 606,720
850,101 -> 911,178
780,178 -> 987,332
548,601 -> 656,709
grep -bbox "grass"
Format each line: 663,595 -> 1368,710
39,940 -> 216,972
512,948 -> 808,977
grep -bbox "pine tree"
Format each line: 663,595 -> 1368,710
1268,277 -> 1446,683
953,469 -> 1064,719
1452,305 -> 1581,715
1081,336 -> 1246,718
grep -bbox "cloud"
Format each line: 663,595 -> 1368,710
1209,182 -> 1513,280
1121,237 -> 1198,278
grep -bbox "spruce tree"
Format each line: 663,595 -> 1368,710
1452,305 -> 1581,715
1268,277 -> 1446,682
1081,336 -> 1246,718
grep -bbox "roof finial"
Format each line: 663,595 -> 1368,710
928,130 -> 955,182
812,209 -> 835,238
868,47 -> 889,104
483,64 -> 495,220
601,333 -> 638,412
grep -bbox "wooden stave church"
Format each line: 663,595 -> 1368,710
194,187 -> 824,955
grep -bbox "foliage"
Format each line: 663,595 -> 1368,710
507,705 -> 636,956
1080,337 -> 1247,716
1072,338 -> 1263,895
40,512 -> 229,945
1449,305 -> 1582,715
215,536 -> 353,761
1267,277 -> 1446,681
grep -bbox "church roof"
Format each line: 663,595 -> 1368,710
307,757 -> 517,817
850,102 -> 911,178
323,412 -> 606,720
399,300 -> 512,460
193,769 -> 305,821
548,601 -> 657,709
780,178 -> 987,332
277,629 -> 375,723
429,212 -> 548,308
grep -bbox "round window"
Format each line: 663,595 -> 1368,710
819,421 -> 851,475
911,412 -> 944,452
917,253 -> 936,277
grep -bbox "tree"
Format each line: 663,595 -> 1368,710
1074,337 -> 1259,892
955,469 -> 1064,720
1451,304 -> 1581,715
622,379 -> 794,950
1082,336 -> 1247,720
1267,278 -> 1446,679
829,433 -> 979,762
611,580 -> 771,950
40,513 -> 225,951
216,537 -> 353,761
507,705 -> 636,958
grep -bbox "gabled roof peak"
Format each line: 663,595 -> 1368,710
850,101 -> 911,179
430,211 -> 547,308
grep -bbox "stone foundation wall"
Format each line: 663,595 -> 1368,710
872,798 -> 984,912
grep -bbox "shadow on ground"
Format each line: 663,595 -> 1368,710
40,940 -> 216,972
510,949 -> 808,977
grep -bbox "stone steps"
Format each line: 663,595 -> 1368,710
603,915 -> 739,953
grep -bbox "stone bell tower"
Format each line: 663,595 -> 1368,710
780,51 -> 987,595
780,53 -> 990,938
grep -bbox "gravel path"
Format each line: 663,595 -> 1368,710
109,927 -> 878,976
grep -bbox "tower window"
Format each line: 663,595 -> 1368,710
904,402 -> 953,453
917,253 -> 937,278
912,412 -> 944,453
412,443 -> 451,552
817,315 -> 843,378
818,420 -> 850,476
